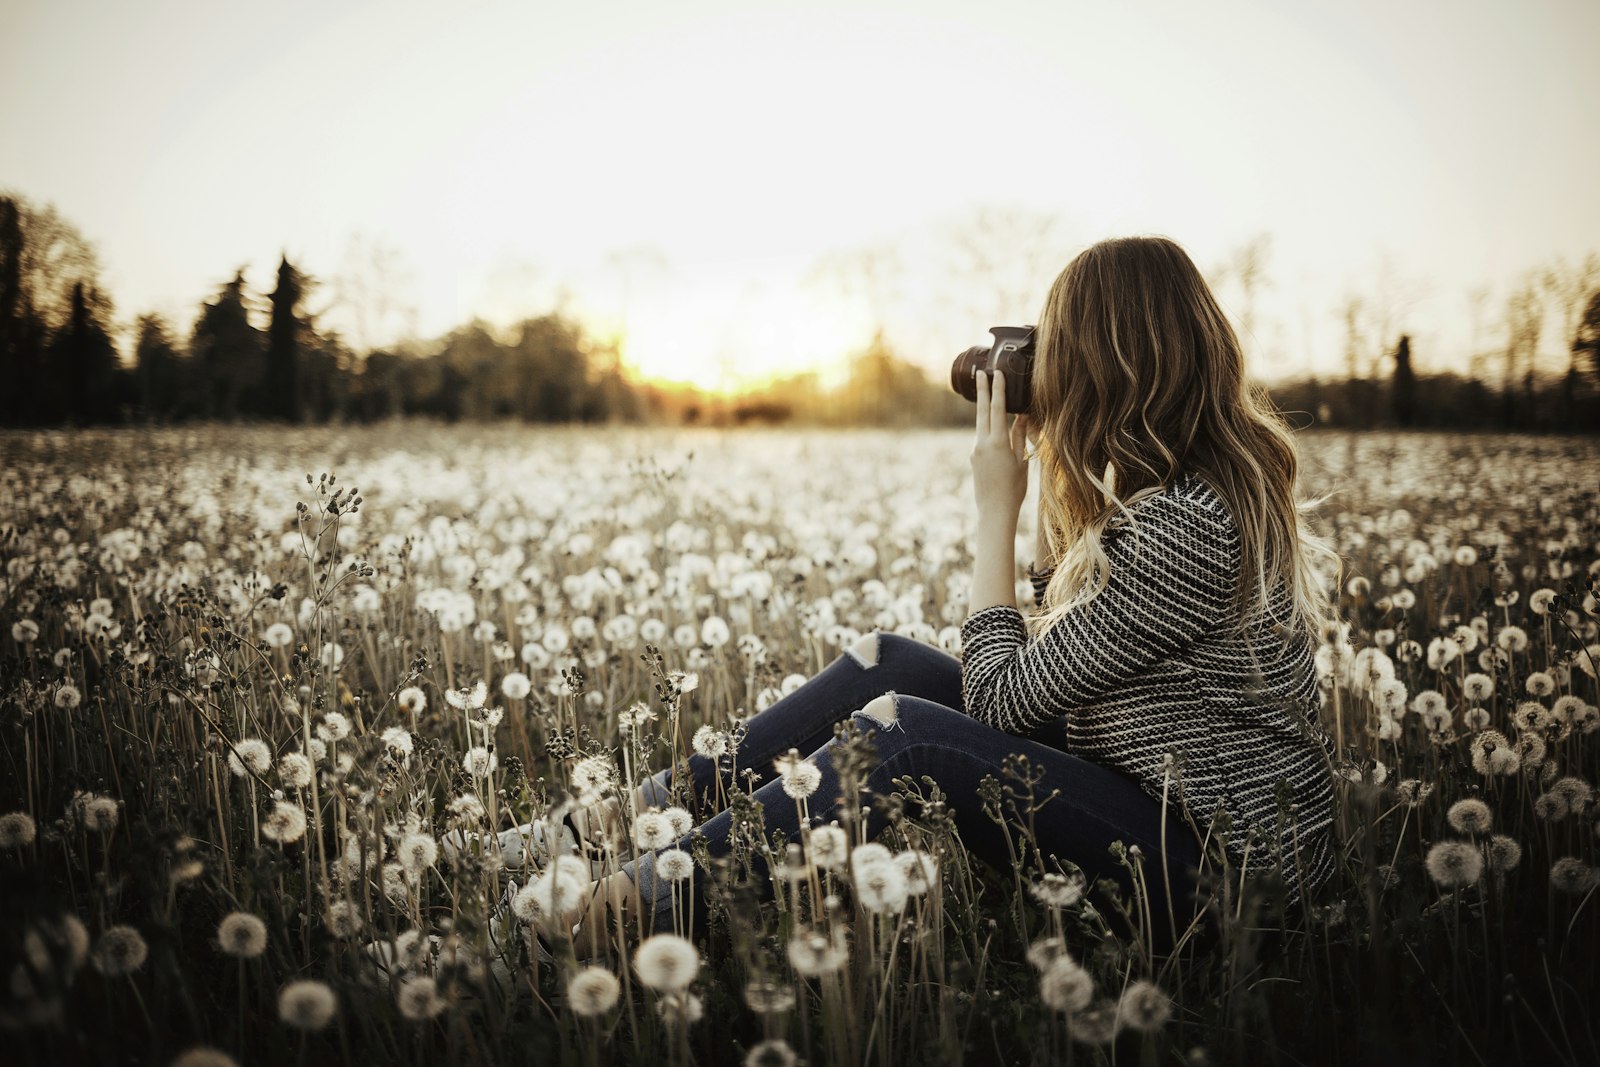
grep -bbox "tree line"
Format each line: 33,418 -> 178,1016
3,191 -> 1597,431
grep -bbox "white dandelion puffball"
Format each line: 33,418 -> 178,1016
397,832 -> 439,874
1446,798 -> 1492,835
1496,626 -> 1529,653
700,616 -> 730,647
216,912 -> 268,958
1424,840 -> 1483,888
262,801 -> 308,844
1116,978 -> 1173,1032
1486,834 -> 1522,871
779,759 -> 822,800
0,811 -> 38,849
54,683 -> 82,709
1039,956 -> 1094,1013
566,966 -> 622,1016
263,622 -> 295,649
786,927 -> 849,977
227,738 -> 272,779
633,811 -> 676,851
318,711 -> 352,742
691,725 -> 728,759
656,848 -> 695,882
92,925 -> 149,976
895,849 -> 939,896
325,901 -> 363,939
1550,857 -> 1599,894
662,806 -> 693,836
397,686 -> 427,715
851,841 -> 893,869
277,978 -> 338,1031
633,934 -> 700,991
807,825 -> 849,869
277,753 -> 313,790
462,746 -> 498,778
655,990 -> 704,1025
853,857 -> 909,914
79,795 -> 120,833
501,672 -> 531,700
396,975 -> 447,1020
380,726 -> 412,758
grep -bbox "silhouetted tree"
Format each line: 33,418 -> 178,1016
1575,289 -> 1600,388
265,254 -> 307,422
133,313 -> 180,419
190,270 -> 265,419
47,281 -> 123,422
1391,334 -> 1416,427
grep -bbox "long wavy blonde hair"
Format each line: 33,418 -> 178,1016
1026,236 -> 1343,664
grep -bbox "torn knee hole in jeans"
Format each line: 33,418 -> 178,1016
846,631 -> 880,668
856,690 -> 903,731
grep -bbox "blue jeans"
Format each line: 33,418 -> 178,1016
619,631 -> 1205,948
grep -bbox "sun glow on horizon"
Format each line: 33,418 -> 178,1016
598,278 -> 876,395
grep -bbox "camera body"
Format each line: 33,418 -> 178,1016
950,325 -> 1036,414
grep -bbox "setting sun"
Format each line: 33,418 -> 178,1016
604,275 -> 877,394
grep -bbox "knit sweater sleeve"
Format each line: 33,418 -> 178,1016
959,490 -> 1241,736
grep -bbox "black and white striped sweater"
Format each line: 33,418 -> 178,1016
959,470 -> 1337,899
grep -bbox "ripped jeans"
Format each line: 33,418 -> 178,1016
618,631 -> 1206,949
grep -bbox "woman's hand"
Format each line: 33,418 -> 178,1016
970,367 -> 1030,523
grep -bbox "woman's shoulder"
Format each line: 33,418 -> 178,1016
1112,471 -> 1235,538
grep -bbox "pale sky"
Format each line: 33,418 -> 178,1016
2,0 -> 1596,391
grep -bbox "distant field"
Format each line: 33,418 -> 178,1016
2,424 -> 1597,1066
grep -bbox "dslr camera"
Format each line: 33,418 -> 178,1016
950,325 -> 1036,414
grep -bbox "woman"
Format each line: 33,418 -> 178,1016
549,235 -> 1342,958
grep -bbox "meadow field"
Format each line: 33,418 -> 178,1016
1,423 -> 1597,1067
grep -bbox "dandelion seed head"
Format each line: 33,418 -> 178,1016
227,738 -> 272,778
895,849 -> 938,896
655,990 -> 704,1024
853,858 -> 909,914
396,975 -> 447,1020
262,801 -> 307,844
1533,792 -> 1569,821
1039,956 -> 1094,1013
461,746 -> 498,778
566,966 -> 621,1016
1525,672 -> 1556,697
216,912 -> 267,959
662,806 -> 692,836
1550,857 -> 1599,894
1486,834 -> 1522,871
807,825 -> 848,869
1116,979 -> 1173,1032
633,934 -> 700,992
1424,840 -> 1483,888
656,848 -> 694,882
786,927 -> 849,977
277,979 -> 337,1031
1066,999 -> 1123,1045
691,725 -> 728,759
80,795 -> 120,833
397,687 -> 427,714
277,753 -> 313,789
91,925 -> 148,976
318,712 -> 352,742
743,979 -> 797,1014
1446,798 -> 1492,835
1462,673 -> 1494,702
1026,935 -> 1072,971
1029,871 -> 1088,908
398,832 -> 439,874
1496,626 -> 1529,653
54,683 -> 81,709
0,811 -> 37,849
633,811 -> 675,851
325,900 -> 363,939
